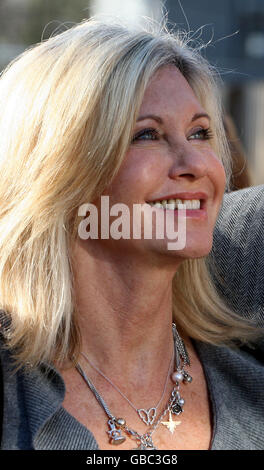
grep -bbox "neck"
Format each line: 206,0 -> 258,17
69,239 -> 190,391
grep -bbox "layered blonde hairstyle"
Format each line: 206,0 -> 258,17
0,16 -> 258,368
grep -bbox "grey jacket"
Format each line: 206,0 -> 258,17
1,185 -> 264,450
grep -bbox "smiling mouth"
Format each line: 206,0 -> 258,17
146,198 -> 204,210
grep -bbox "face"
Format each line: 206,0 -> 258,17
100,65 -> 226,262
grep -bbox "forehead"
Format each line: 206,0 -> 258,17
139,65 -> 205,117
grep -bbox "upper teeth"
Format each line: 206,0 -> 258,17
148,199 -> 201,209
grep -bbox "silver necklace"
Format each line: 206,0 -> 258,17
76,361 -> 181,449
81,346 -> 174,426
75,323 -> 192,449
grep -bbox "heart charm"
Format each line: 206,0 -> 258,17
137,407 -> 157,425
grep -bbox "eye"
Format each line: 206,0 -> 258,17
132,128 -> 160,143
188,128 -> 214,141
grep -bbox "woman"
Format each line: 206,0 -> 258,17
0,17 -> 263,451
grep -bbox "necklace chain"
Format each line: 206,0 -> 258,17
81,344 -> 174,424
172,323 -> 190,368
75,362 -> 116,420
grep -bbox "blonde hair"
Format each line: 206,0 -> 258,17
0,16 -> 259,368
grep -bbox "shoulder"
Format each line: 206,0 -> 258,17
194,339 -> 264,449
0,329 -> 66,449
213,185 -> 264,266
210,185 -> 264,326
216,184 -> 264,233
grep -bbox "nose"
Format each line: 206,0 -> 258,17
168,145 -> 208,181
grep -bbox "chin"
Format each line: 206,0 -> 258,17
178,239 -> 213,259
146,236 -> 213,262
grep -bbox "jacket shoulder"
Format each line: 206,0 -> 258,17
210,185 -> 264,326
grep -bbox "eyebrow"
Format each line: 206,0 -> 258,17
136,112 -> 211,123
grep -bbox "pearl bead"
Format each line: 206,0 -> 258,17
178,398 -> 185,406
171,371 -> 184,383
116,418 -> 126,427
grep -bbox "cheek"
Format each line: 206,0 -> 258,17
208,154 -> 226,198
111,151 -> 165,198
217,162 -> 226,195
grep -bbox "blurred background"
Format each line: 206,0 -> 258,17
0,0 -> 263,188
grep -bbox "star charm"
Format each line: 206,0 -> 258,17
161,411 -> 181,434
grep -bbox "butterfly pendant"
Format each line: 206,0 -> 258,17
137,407 -> 157,425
